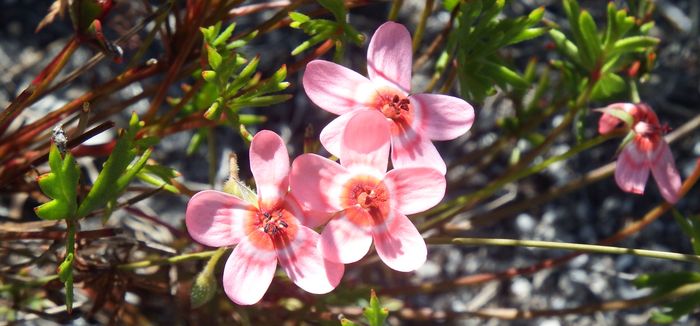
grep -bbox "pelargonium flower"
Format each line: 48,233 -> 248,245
302,21 -> 474,175
598,102 -> 681,203
185,130 -> 344,305
290,110 -> 446,272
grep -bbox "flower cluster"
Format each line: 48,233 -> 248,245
185,21 -> 473,305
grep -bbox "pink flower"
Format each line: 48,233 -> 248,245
302,21 -> 474,175
290,110 -> 446,272
598,102 -> 682,203
185,130 -> 344,305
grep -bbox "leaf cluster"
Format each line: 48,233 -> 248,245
289,0 -> 364,62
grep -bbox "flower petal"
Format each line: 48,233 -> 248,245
340,110 -> 391,173
290,154 -> 353,213
391,127 -> 446,175
650,141 -> 682,203
222,230 -> 278,305
615,143 -> 650,195
597,102 -> 636,134
367,21 -> 412,93
284,193 -> 330,228
185,190 -> 256,247
372,209 -> 426,272
410,93 -> 474,141
383,167 -> 445,215
303,60 -> 377,115
319,207 -> 373,264
320,111 -> 361,158
276,225 -> 344,294
250,130 -> 290,210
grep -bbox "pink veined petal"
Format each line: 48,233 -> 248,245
185,190 -> 256,247
372,209 -> 427,272
290,154 -> 352,213
650,141 -> 682,204
222,230 -> 278,305
410,93 -> 475,141
383,167 -> 446,215
319,206 -> 374,264
340,110 -> 391,173
276,225 -> 345,294
597,103 -> 636,134
303,60 -> 377,115
284,193 -> 330,229
391,128 -> 447,175
366,21 -> 413,93
250,130 -> 290,210
615,143 -> 650,195
320,111 -> 362,158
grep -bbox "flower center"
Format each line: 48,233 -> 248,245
379,94 -> 411,120
258,209 -> 289,236
341,176 -> 390,226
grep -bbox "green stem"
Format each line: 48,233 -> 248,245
419,133 -> 614,231
629,78 -> 641,103
387,0 -> 404,21
116,250 -> 220,271
0,275 -> 59,292
412,0 -> 434,53
426,237 -> 700,264
203,247 -> 228,275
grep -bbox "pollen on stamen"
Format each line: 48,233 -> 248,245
259,210 -> 288,236
378,93 -> 411,120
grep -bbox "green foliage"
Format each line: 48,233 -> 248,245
190,22 -> 287,156
672,210 -> 700,255
136,164 -> 180,194
58,253 -> 74,312
289,1 -> 364,61
447,0 -> 547,102
34,144 -> 80,220
75,112 -> 152,219
363,289 -> 389,326
549,0 -> 659,101
634,271 -> 700,323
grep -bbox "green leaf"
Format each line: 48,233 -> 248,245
226,56 -> 260,96
479,61 -> 529,89
611,36 -> 660,55
136,164 -> 180,194
204,98 -> 222,120
340,318 -> 360,326
594,106 -> 634,127
76,113 -> 147,218
651,291 -> 700,323
223,178 -> 258,206
317,0 -> 346,22
212,23 -> 236,47
578,11 -> 602,62
206,45 -> 223,70
590,72 -> 626,100
508,27 -> 548,45
634,272 -> 700,294
58,253 -> 74,312
289,12 -> 310,24
35,144 -> 80,220
363,289 -> 388,326
548,29 -> 581,65
443,0 -> 459,11
229,94 -> 293,109
187,128 -> 207,156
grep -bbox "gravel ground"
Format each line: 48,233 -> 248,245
1,0 -> 700,325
